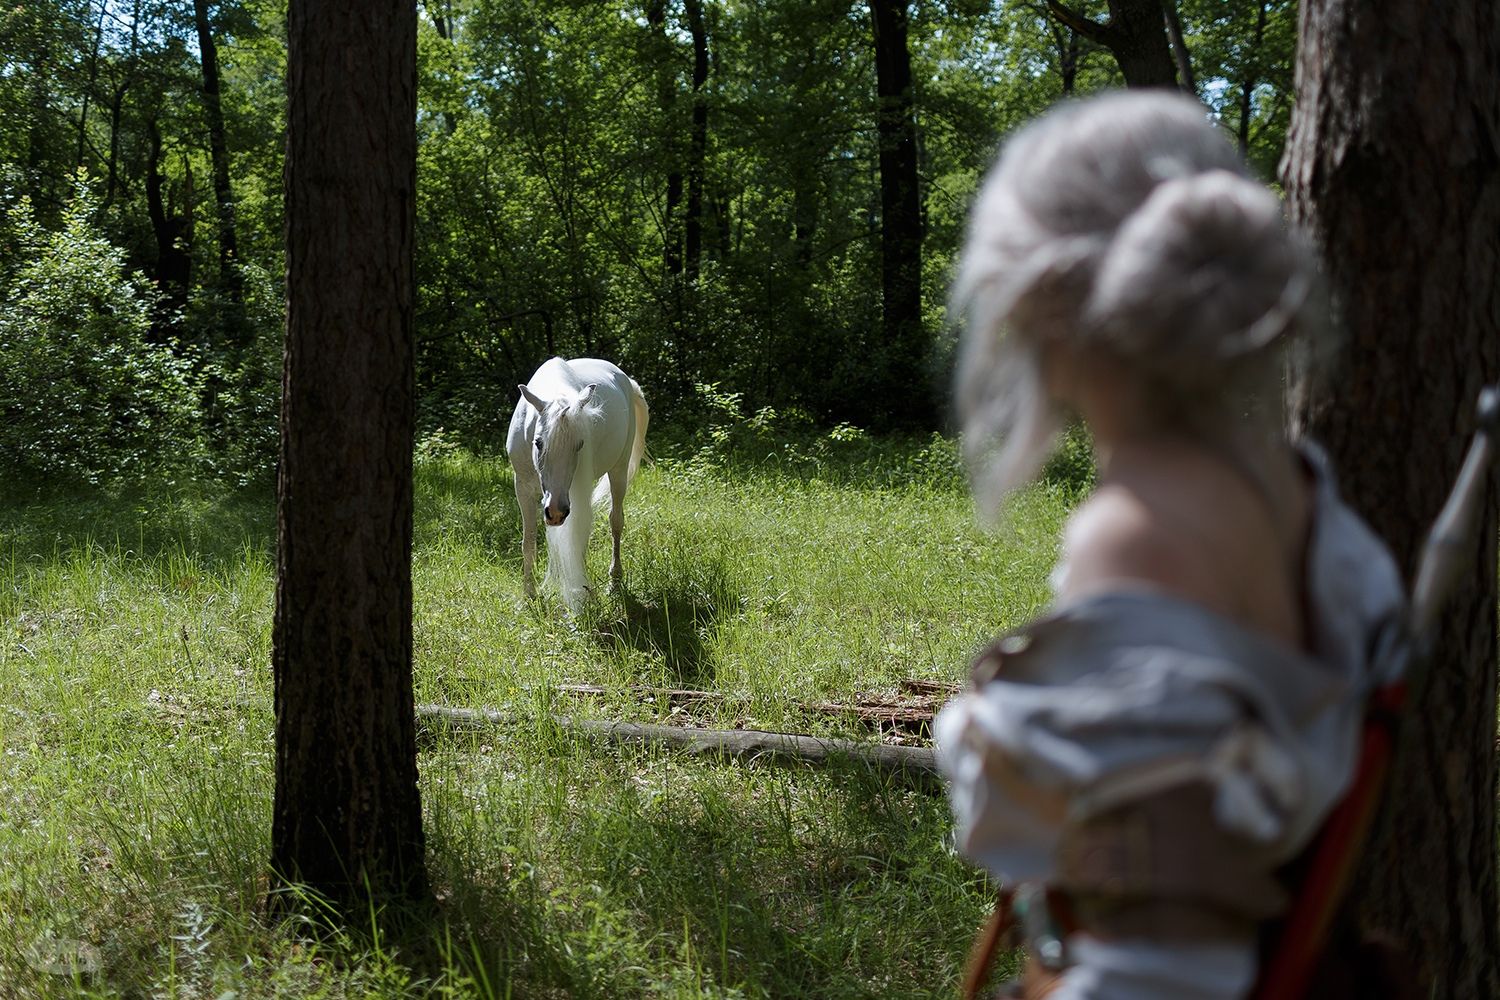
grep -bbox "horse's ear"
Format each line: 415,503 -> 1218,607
579,383 -> 597,403
519,384 -> 548,412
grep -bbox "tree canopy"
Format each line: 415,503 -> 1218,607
0,0 -> 1298,473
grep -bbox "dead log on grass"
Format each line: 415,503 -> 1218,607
416,703 -> 944,791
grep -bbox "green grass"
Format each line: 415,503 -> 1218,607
0,435 -> 1070,998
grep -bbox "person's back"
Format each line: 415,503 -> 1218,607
936,91 -> 1405,999
1057,439 -> 1311,649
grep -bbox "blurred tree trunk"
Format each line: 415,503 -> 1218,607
1044,0 -> 1177,88
272,0 -> 429,916
1282,0 -> 1499,994
193,0 -> 244,313
684,0 -> 709,282
869,0 -> 926,427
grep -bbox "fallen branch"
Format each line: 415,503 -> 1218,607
547,678 -> 956,735
416,703 -> 944,791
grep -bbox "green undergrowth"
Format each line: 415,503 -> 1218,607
0,434 -> 1066,997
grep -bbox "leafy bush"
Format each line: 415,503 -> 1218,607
1041,421 -> 1098,497
0,177 -> 204,486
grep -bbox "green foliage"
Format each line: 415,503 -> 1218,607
1041,422 -> 1099,497
1,0 -> 1298,462
0,177 -> 204,486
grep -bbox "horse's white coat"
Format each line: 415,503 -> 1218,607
507,357 -> 648,608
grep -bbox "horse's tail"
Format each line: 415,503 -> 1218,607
626,377 -> 649,486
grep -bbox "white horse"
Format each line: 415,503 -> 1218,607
507,357 -> 649,608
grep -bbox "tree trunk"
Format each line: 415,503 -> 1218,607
684,0 -> 709,282
273,0 -> 429,915
145,120 -> 190,344
1237,1 -> 1269,156
1281,1 -> 1500,994
1160,0 -> 1195,94
105,0 -> 142,209
193,0 -> 244,311
1045,0 -> 1177,88
1046,15 -> 1082,96
75,0 -> 108,170
645,0 -> 682,277
868,0 -> 926,428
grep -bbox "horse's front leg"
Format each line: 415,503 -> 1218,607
514,467 -> 541,599
607,469 -> 626,590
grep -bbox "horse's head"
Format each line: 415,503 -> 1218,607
518,382 -> 597,526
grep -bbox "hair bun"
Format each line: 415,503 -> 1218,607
1085,170 -> 1311,383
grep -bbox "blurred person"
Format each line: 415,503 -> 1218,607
936,91 -> 1405,1000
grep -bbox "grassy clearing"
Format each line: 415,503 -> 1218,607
0,434 -> 1072,998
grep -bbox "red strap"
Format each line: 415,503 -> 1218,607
963,888 -> 1015,1000
1252,682 -> 1406,998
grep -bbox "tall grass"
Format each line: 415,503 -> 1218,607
0,433 -> 1069,997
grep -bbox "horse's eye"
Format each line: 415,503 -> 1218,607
576,442 -> 583,452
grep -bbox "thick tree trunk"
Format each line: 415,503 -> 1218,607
273,0 -> 428,914
1045,0 -> 1177,89
193,0 -> 244,311
684,0 -> 709,282
868,0 -> 926,427
1282,1 -> 1500,994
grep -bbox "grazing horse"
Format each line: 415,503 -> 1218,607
507,357 -> 649,608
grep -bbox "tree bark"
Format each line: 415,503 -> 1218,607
273,0 -> 429,914
1281,1 -> 1500,994
1044,0 -> 1177,88
868,0 -> 926,427
684,0 -> 709,282
193,0 -> 244,311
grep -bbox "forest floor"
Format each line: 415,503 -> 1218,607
0,432 -> 1077,999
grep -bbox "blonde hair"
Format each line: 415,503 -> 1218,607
953,91 -> 1317,510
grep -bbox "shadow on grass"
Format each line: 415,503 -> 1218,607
416,751 -> 990,999
585,547 -> 742,690
413,454 -> 523,564
0,478 -> 274,572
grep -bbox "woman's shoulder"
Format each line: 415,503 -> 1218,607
1053,479 -> 1216,604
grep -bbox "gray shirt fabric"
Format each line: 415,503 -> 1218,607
936,442 -> 1406,997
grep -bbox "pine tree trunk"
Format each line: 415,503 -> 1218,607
272,0 -> 429,914
1282,1 -> 1500,994
193,0 -> 243,312
869,0 -> 926,428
